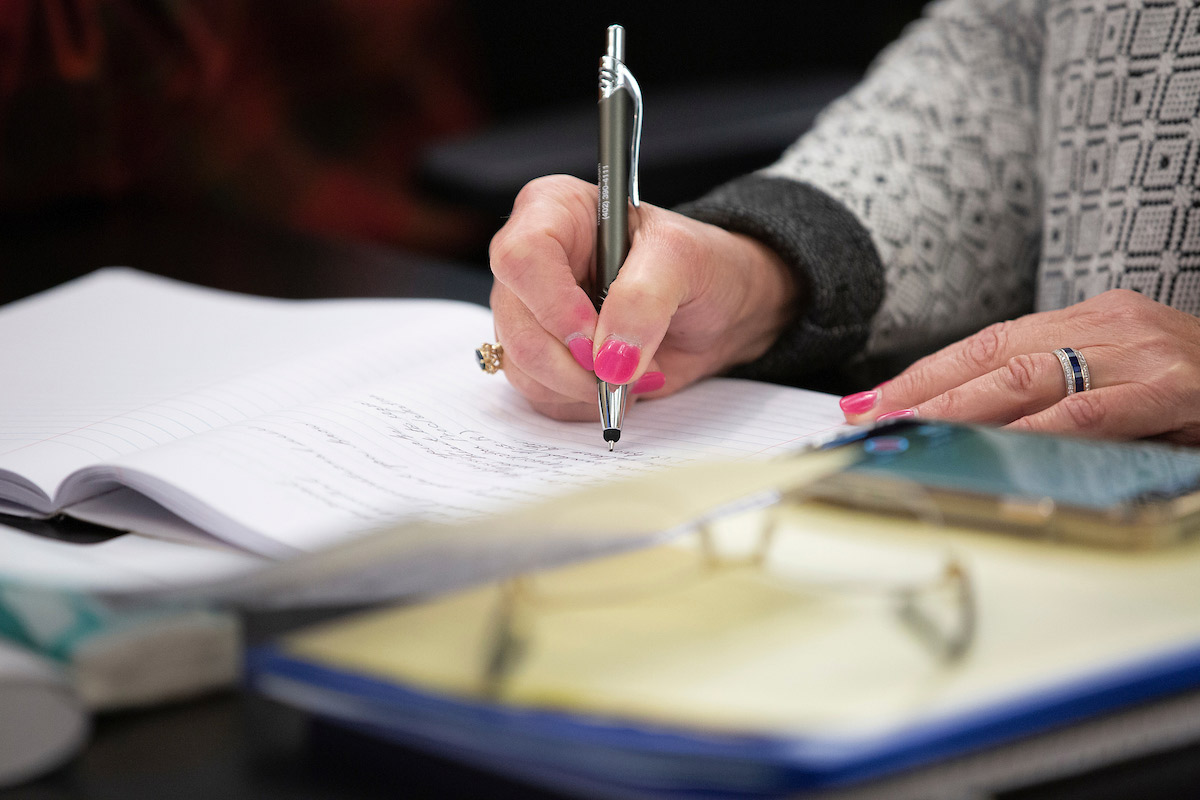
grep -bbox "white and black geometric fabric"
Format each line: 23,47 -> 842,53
764,0 -> 1200,358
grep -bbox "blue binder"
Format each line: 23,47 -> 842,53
247,623 -> 1200,796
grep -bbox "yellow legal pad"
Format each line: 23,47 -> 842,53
272,502 -> 1200,740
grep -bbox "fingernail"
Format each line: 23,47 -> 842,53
567,336 -> 594,371
631,371 -> 665,395
839,390 -> 879,416
876,408 -> 916,422
594,339 -> 641,384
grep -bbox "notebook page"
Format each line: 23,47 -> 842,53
0,269 -> 496,512
2,268 -> 848,555
65,368 -> 846,556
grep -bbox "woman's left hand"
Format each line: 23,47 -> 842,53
840,289 -> 1200,446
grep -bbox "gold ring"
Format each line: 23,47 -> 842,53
475,342 -> 504,374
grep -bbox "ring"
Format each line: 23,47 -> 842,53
475,342 -> 504,374
1052,347 -> 1091,395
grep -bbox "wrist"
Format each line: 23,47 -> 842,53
721,232 -> 803,369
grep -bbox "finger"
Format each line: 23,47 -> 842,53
882,317 -> 1073,413
911,352 -> 1072,425
499,345 -> 647,422
628,357 -> 666,398
490,177 -> 600,350
494,341 -> 597,421
592,222 -> 694,386
492,283 -> 598,404
1005,383 -> 1177,440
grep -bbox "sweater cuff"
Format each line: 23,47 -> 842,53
675,175 -> 884,386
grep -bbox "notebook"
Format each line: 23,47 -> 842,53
0,269 -> 848,560
248,500 -> 1200,798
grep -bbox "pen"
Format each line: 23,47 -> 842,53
595,23 -> 642,451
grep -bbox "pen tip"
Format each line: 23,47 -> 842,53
609,441 -> 615,451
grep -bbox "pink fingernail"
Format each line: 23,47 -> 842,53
876,408 -> 916,422
631,371 -> 665,395
567,336 -> 594,371
839,390 -> 879,416
594,339 -> 641,384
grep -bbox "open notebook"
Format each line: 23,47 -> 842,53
0,269 -> 847,558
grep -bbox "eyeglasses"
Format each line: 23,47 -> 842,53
480,482 -> 977,698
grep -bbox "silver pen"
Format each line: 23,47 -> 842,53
594,24 -> 642,451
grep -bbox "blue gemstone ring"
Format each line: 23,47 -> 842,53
476,342 -> 504,374
1052,347 -> 1091,396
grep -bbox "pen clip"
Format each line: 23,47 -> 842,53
599,57 -> 642,208
623,64 -> 642,208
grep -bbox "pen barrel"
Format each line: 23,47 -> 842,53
594,87 -> 634,309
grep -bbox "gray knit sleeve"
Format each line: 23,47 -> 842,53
680,0 -> 1047,382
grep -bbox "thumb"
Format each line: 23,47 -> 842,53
592,236 -> 688,386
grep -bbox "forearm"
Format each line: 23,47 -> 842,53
680,0 -> 1047,384
767,0 -> 1046,358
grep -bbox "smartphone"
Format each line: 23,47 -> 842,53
805,420 -> 1200,549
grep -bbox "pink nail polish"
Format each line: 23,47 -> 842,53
594,339 -> 641,384
876,408 -> 916,422
567,336 -> 594,371
631,371 -> 665,395
839,390 -> 879,416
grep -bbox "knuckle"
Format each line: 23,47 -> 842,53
512,175 -> 593,222
999,353 -> 1040,394
1006,415 -> 1034,433
514,174 -> 568,206
1060,391 -> 1107,430
489,234 -> 538,287
1096,287 -> 1144,307
487,228 -> 517,277
644,216 -> 704,266
885,370 -> 924,406
927,385 -> 970,419
617,271 -> 675,309
963,322 -> 1010,370
1095,288 -> 1152,325
503,326 -> 555,371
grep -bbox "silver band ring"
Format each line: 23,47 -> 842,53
1052,347 -> 1090,395
475,342 -> 504,374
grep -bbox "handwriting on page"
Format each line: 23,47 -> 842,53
110,360 -> 846,553
120,369 -> 683,552
251,397 -> 668,519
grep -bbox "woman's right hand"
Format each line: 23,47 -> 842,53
488,175 -> 800,420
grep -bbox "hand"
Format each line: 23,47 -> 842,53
489,175 -> 797,420
840,289 -> 1200,445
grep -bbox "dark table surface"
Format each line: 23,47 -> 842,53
3,204 -> 1200,800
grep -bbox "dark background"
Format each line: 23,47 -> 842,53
0,0 -> 929,306
458,0 -> 927,117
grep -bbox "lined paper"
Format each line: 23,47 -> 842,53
0,269 -> 848,556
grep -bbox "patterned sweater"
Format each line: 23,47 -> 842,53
680,0 -> 1200,385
